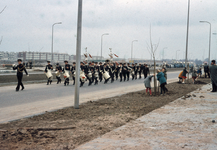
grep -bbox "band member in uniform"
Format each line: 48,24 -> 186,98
63,60 -> 70,86
45,61 -> 53,85
131,63 -> 135,80
71,62 -> 76,85
13,59 -> 29,91
143,63 -> 150,79
134,63 -> 138,80
109,63 -> 115,83
99,62 -> 103,82
119,63 -> 123,82
103,63 -> 110,84
86,62 -> 93,86
122,63 -> 128,81
126,63 -> 131,81
138,63 -> 142,79
114,63 -> 120,80
80,62 -> 85,87
93,62 -> 99,85
55,63 -> 62,84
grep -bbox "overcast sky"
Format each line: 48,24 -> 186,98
0,0 -> 217,61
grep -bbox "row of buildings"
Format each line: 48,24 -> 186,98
0,51 -> 107,62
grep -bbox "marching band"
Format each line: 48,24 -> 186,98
44,60 -> 150,87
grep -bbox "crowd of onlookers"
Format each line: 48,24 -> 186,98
144,60 -> 217,95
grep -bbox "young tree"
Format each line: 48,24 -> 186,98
0,6 -> 6,45
146,25 -> 160,95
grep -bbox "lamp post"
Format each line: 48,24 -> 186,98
200,21 -> 211,65
176,50 -> 180,60
51,22 -> 62,62
74,0 -> 83,109
101,33 -> 109,62
131,40 -> 138,63
185,0 -> 190,67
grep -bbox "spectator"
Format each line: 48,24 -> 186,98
144,74 -> 154,96
204,63 -> 210,78
197,68 -> 202,78
178,71 -> 183,83
192,69 -> 198,84
157,70 -> 167,95
182,67 -> 188,84
210,60 -> 217,92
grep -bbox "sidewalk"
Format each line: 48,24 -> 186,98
76,84 -> 217,150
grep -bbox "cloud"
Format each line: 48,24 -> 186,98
0,0 -> 217,61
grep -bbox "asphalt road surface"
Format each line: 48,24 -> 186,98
0,71 -> 180,109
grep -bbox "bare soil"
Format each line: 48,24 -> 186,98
0,78 -> 210,150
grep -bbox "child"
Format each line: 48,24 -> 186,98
178,71 -> 183,83
144,74 -> 155,95
192,69 -> 198,84
157,70 -> 167,95
182,67 -> 188,84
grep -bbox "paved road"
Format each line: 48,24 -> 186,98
0,71 -> 180,123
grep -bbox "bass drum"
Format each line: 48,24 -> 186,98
103,71 -> 110,80
94,72 -> 99,78
87,72 -> 92,79
80,73 -> 86,82
63,71 -> 70,79
55,71 -> 61,77
45,70 -> 53,79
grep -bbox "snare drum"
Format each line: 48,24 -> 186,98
103,71 -> 110,80
45,70 -> 53,79
63,71 -> 70,79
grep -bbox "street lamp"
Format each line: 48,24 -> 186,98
185,0 -> 190,67
51,22 -> 62,62
131,40 -> 138,63
200,21 -> 211,65
176,50 -> 180,60
163,47 -> 167,60
74,0 -> 83,109
101,33 -> 109,62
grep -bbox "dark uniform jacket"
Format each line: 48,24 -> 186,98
13,64 -> 28,76
210,65 -> 217,86
63,64 -> 70,72
45,64 -> 53,73
56,66 -> 62,71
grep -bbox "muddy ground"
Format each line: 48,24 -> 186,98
0,78 -> 211,150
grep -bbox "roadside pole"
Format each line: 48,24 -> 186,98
74,0 -> 83,109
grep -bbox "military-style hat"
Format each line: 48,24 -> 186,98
64,60 -> 68,63
104,63 -> 107,65
72,62 -> 76,64
88,62 -> 92,65
120,63 -> 122,65
95,62 -> 98,64
99,62 -> 102,64
127,63 -> 130,65
132,63 -> 134,65
56,63 -> 59,65
47,61 -> 51,63
17,59 -> 22,62
123,63 -> 126,65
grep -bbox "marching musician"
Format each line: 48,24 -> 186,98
55,63 -> 62,84
138,63 -> 142,79
122,63 -> 128,81
71,62 -> 76,85
109,63 -> 115,83
45,61 -> 53,85
13,59 -> 29,91
85,62 -> 93,86
98,62 -> 103,82
131,63 -> 135,80
114,62 -> 120,80
93,62 -> 99,85
134,63 -> 138,80
103,63 -> 110,84
126,63 -> 131,81
80,62 -> 85,87
62,60 -> 70,86
119,63 -> 123,82
143,63 -> 150,79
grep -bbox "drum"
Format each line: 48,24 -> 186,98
55,71 -> 61,77
80,73 -> 86,82
87,72 -> 92,79
131,71 -> 135,76
45,70 -> 53,79
63,71 -> 70,79
103,71 -> 110,80
94,72 -> 99,78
